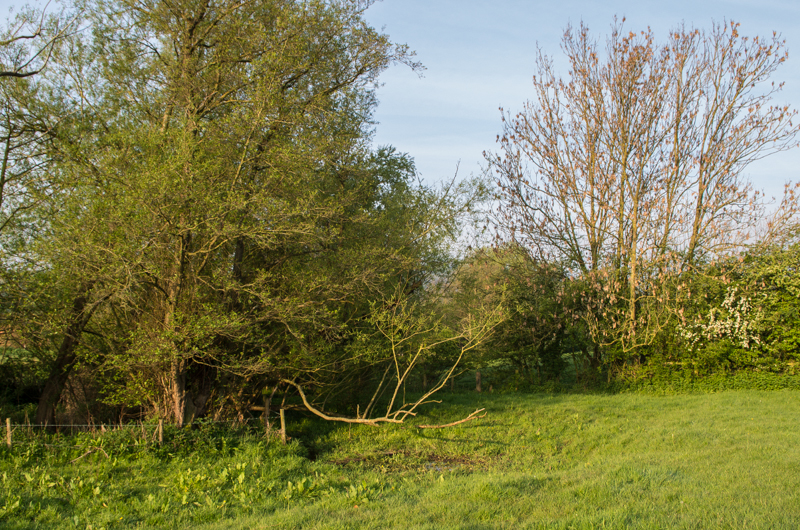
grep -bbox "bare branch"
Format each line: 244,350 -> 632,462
417,408 -> 487,429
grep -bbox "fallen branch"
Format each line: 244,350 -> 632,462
69,446 -> 109,463
416,408 -> 487,429
282,379 -> 489,430
281,379 -> 392,426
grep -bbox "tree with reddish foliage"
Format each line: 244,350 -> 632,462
487,19 -> 800,360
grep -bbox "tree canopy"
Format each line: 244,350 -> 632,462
0,0 -> 498,427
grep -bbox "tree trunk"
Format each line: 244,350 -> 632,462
35,285 -> 95,426
171,359 -> 187,428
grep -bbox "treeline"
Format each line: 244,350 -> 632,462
461,242 -> 800,388
1,3 -> 799,428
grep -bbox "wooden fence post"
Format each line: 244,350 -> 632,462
263,388 -> 272,433
476,371 -> 482,393
280,409 -> 287,444
5,418 -> 10,449
262,386 -> 279,436
158,419 -> 163,445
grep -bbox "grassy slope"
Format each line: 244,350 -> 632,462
2,390 -> 800,529
222,391 -> 800,529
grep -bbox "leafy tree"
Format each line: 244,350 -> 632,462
692,242 -> 800,372
0,4 -> 86,421
9,0 -> 493,427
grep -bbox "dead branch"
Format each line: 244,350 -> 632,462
416,408 -> 487,429
281,379 -> 392,426
69,446 -> 109,463
283,378 -> 488,431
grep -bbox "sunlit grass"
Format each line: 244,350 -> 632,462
2,390 -> 800,529
228,391 -> 800,529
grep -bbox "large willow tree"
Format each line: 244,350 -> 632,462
9,0 -> 489,426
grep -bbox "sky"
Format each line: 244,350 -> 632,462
363,0 -> 800,199
1,0 -> 798,199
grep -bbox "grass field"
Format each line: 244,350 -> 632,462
2,390 -> 800,529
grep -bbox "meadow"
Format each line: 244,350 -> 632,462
2,389 -> 800,529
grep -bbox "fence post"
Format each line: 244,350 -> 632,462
279,409 -> 287,444
158,419 -> 163,445
476,371 -> 482,393
5,418 -> 10,449
263,393 -> 271,433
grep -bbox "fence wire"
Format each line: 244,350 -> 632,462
3,416 -> 280,450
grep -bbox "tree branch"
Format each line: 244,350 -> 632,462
417,408 -> 487,429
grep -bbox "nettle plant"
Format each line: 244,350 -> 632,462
680,287 -> 764,353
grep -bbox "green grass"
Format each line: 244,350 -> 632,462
2,390 -> 800,529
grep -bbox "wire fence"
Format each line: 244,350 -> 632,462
3,413 -> 289,450
2,373 -> 483,450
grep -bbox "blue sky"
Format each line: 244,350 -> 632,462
1,0 -> 798,199
364,0 -> 800,199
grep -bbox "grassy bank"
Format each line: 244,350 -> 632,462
2,390 -> 800,529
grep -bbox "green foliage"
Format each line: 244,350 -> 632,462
456,248 -> 591,385
611,367 -> 800,394
649,244 -> 800,377
0,424 -> 324,528
0,0 -> 493,425
0,349 -> 45,408
738,242 -> 800,365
